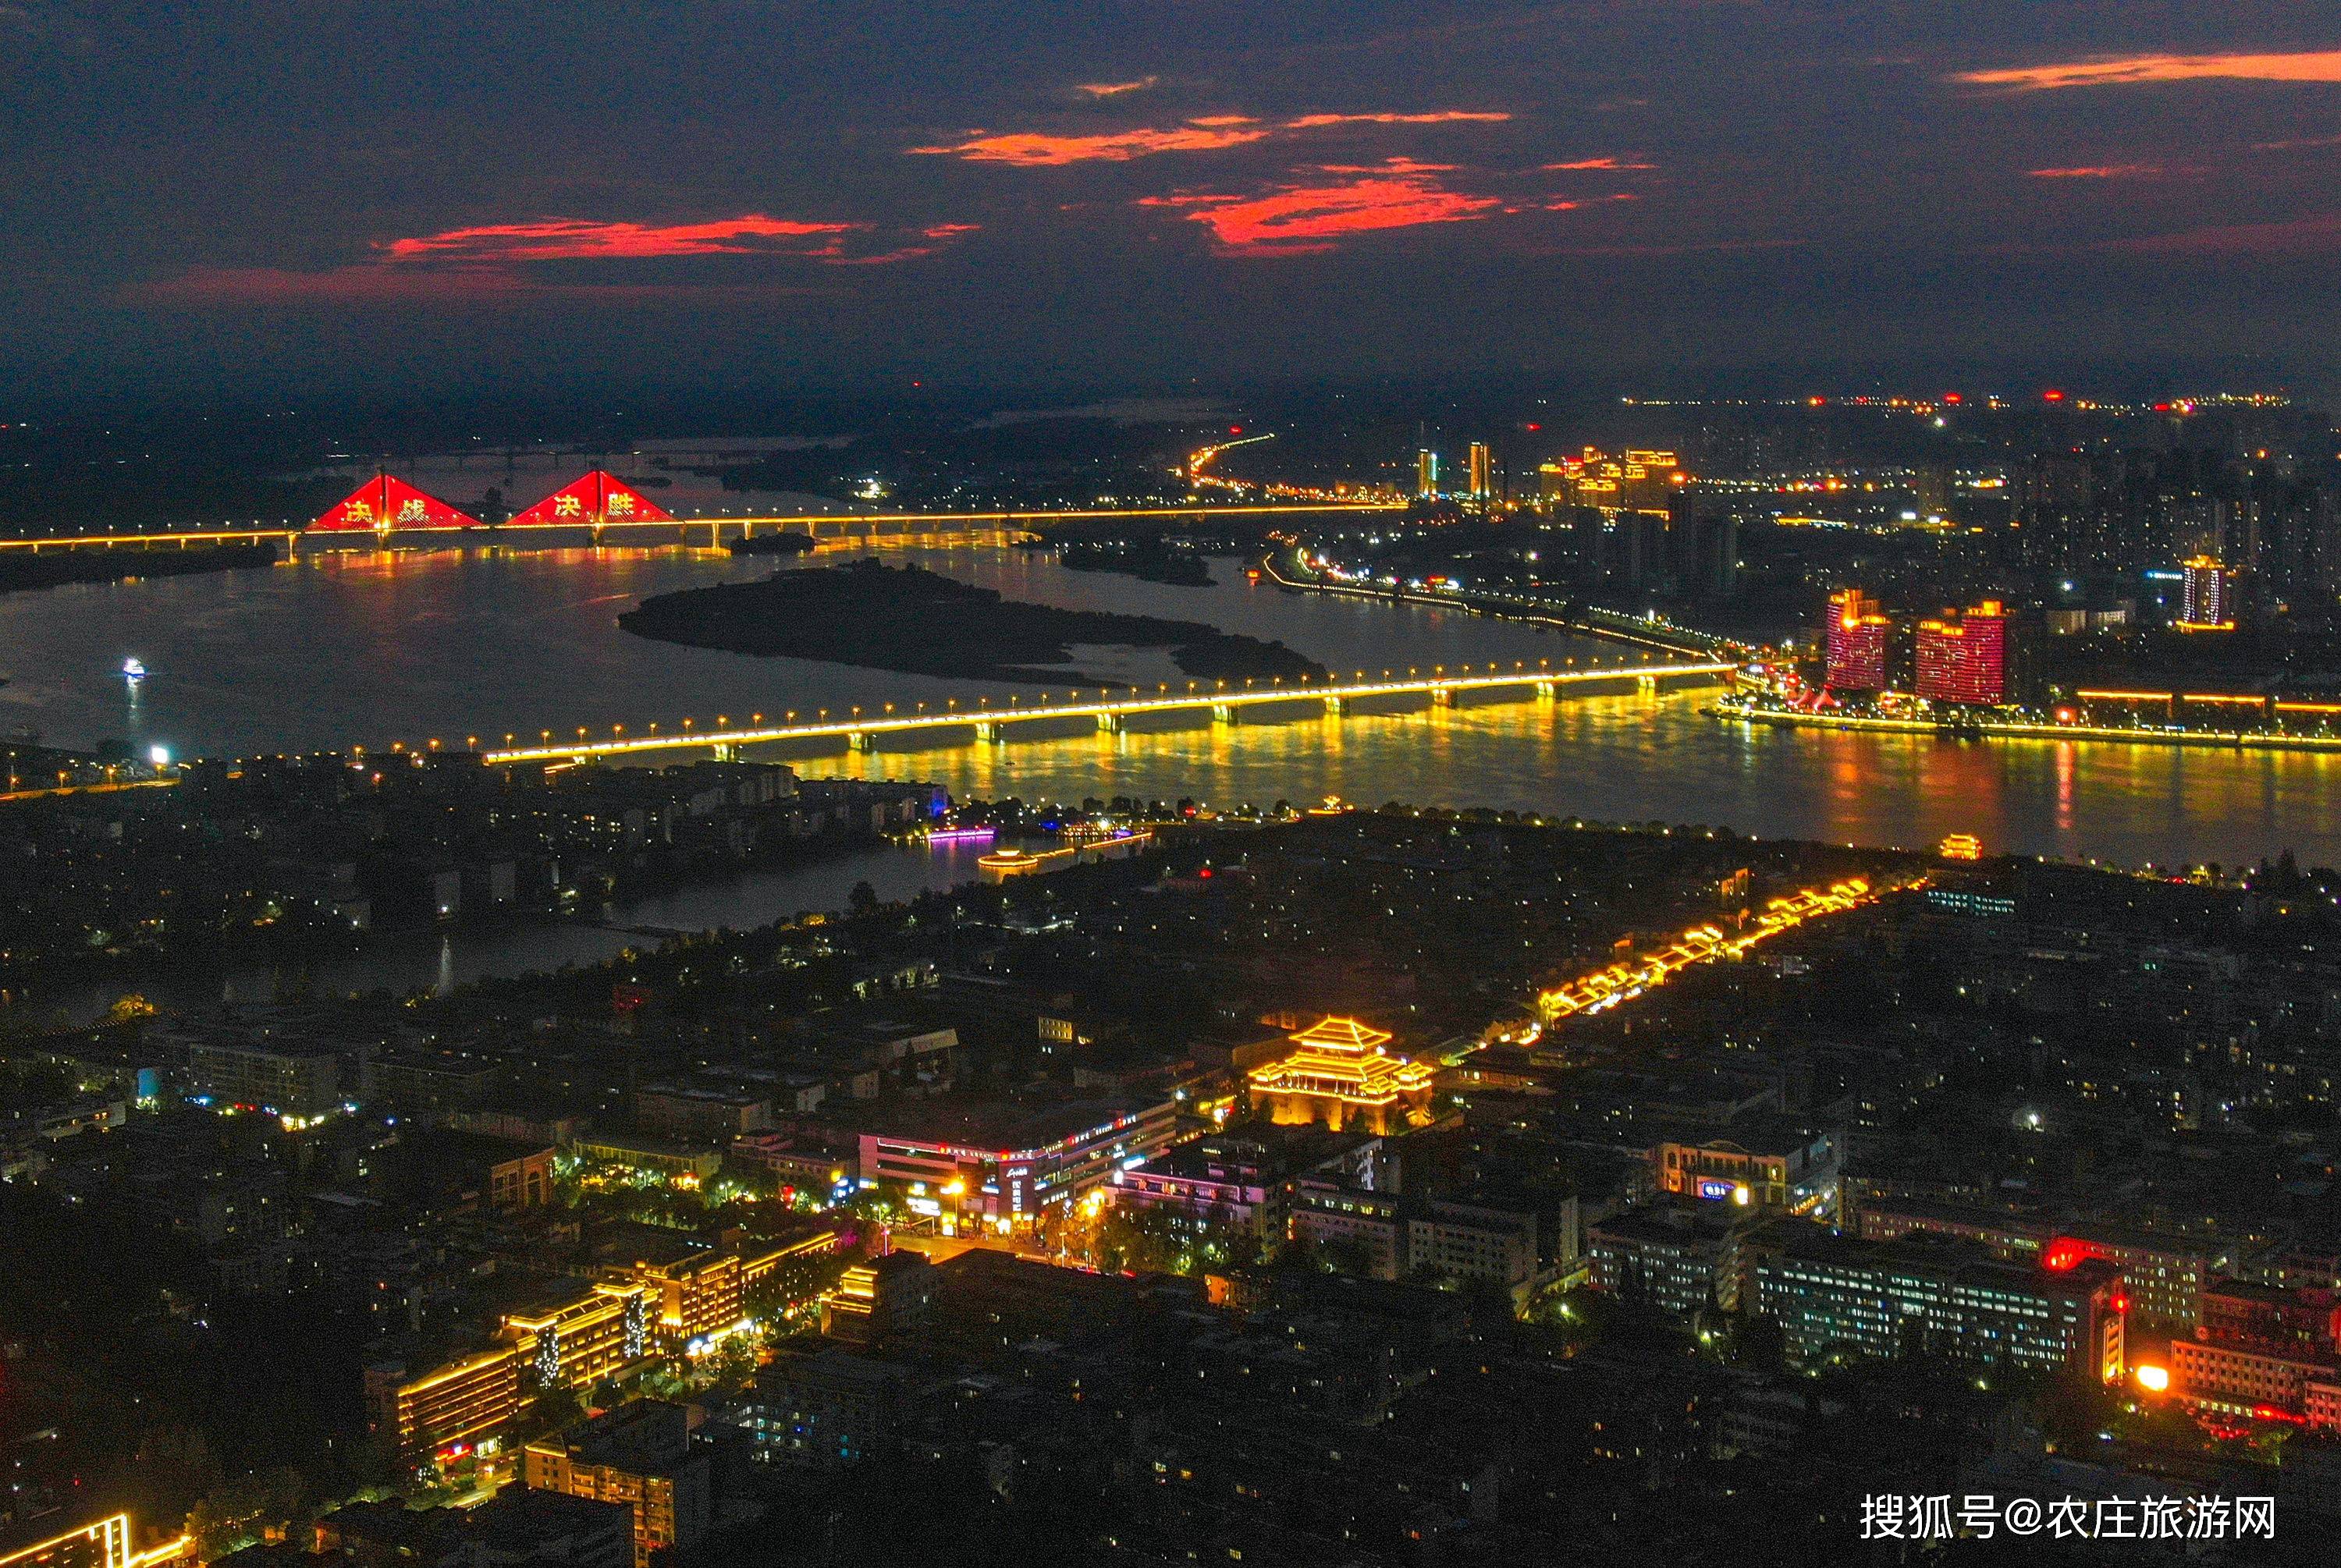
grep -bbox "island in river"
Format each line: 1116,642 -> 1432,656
618,559 -> 1327,686
1052,538 -> 1215,587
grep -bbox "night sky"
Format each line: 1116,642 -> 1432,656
5,2 -> 2337,399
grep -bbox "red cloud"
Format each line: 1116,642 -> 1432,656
1280,111 -> 1511,129
1957,51 -> 2341,91
910,123 -> 1273,165
912,108 -> 1509,165
2028,165 -> 2164,179
382,214 -> 855,262
1076,77 -> 1157,98
1139,163 -> 1501,254
1543,156 -> 1655,171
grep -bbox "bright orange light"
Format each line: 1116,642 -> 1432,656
2136,1364 -> 2170,1393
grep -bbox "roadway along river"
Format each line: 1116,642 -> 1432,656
5,541 -> 2341,906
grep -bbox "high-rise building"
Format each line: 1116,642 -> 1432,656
1539,447 -> 1683,516
2178,556 -> 2234,630
1467,441 -> 1492,499
1822,590 -> 1892,693
1914,601 -> 2010,705
1416,448 -> 1438,499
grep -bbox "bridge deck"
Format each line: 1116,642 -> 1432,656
471,661 -> 1734,764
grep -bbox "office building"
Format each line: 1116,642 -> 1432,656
2165,1339 -> 2339,1421
1753,1233 -> 2126,1382
1416,449 -> 1437,499
1467,441 -> 1492,500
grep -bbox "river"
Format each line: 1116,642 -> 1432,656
5,541 -> 2341,1006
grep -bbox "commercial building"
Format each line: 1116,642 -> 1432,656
1914,601 -> 2009,706
1113,1135 -> 1281,1236
621,1244 -> 748,1353
504,1279 -> 652,1390
1753,1233 -> 2126,1382
1652,1122 -> 1841,1220
522,1403 -> 710,1568
854,1092 -> 1178,1234
1467,441 -> 1492,500
1246,1016 -> 1437,1136
1822,590 -> 1892,694
0,1515 -> 180,1568
1416,449 -> 1437,499
379,1345 -> 522,1460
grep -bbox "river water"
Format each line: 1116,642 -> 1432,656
5,541 -> 2340,1006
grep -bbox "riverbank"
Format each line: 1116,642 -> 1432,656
618,558 -> 1327,686
1712,695 -> 2341,754
1258,551 -> 1733,659
0,540 -> 280,595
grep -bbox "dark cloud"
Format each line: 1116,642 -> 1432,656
2,2 -> 2336,395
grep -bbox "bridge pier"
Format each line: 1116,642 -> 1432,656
710,741 -> 738,762
975,721 -> 1003,743
1096,712 -> 1123,734
1430,686 -> 1454,707
1535,679 -> 1557,699
1323,695 -> 1348,717
1211,702 -> 1236,725
1636,673 -> 1658,692
846,731 -> 873,752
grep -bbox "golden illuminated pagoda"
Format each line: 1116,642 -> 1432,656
1247,1016 -> 1437,1134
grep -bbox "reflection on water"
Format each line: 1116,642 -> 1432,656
6,541 -> 2341,1013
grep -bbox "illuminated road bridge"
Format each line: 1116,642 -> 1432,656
468,657 -> 1736,766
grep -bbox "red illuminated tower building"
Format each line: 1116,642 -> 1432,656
1915,601 -> 2009,706
1823,590 -> 1891,693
